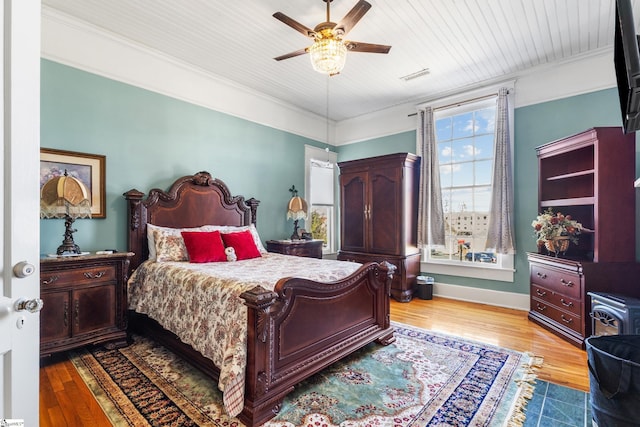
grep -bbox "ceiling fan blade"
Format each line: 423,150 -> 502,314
345,41 -> 391,54
274,48 -> 309,61
334,0 -> 372,36
273,12 -> 315,38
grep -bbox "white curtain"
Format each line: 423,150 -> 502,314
485,87 -> 515,253
417,107 -> 445,246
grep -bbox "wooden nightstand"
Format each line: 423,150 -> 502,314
39,252 -> 133,357
266,239 -> 323,259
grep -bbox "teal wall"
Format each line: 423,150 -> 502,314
336,88 -> 638,295
337,131 -> 417,161
41,60 -> 638,297
40,60 -> 328,255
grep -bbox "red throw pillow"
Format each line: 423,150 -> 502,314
221,230 -> 262,260
181,231 -> 227,263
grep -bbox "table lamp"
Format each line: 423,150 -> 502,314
40,170 -> 92,255
287,185 -> 307,240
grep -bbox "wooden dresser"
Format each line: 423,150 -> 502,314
337,153 -> 421,302
266,239 -> 323,259
528,127 -> 639,347
39,252 -> 133,357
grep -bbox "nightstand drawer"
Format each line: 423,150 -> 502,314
266,240 -> 323,259
41,264 -> 116,288
530,284 -> 581,316
530,264 -> 581,299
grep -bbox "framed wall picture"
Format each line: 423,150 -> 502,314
40,148 -> 106,218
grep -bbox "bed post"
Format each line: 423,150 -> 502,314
238,285 -> 284,426
246,197 -> 259,225
123,188 -> 146,271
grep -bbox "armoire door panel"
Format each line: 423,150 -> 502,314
370,168 -> 401,254
340,172 -> 367,252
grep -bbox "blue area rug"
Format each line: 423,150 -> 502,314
70,322 -> 540,426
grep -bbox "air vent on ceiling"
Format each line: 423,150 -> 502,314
400,68 -> 430,82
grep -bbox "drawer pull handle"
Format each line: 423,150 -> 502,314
535,289 -> 547,297
42,275 -> 59,285
560,278 -> 574,287
560,298 -> 573,307
74,299 -> 79,326
84,271 -> 106,279
63,301 -> 68,327
536,272 -> 547,279
561,314 -> 573,324
536,303 -> 546,311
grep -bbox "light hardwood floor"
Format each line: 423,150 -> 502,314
39,297 -> 589,426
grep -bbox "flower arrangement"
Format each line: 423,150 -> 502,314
531,208 -> 583,246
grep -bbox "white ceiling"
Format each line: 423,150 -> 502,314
41,0 -> 638,122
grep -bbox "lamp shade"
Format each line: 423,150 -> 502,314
287,196 -> 308,221
40,172 -> 92,219
309,36 -> 347,76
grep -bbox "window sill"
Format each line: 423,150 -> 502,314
420,260 -> 515,282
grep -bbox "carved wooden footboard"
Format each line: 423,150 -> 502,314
239,261 -> 395,425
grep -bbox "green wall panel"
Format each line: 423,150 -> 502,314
337,131 -> 417,161
40,60 -> 323,255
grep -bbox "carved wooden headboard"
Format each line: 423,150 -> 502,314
123,171 -> 259,271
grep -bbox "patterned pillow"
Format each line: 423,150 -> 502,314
153,228 -> 188,262
147,224 -> 208,261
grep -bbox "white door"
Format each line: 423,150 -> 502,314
0,1 -> 42,426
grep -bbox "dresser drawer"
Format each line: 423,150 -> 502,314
530,264 -> 581,299
530,284 -> 581,316
40,264 -> 116,288
530,298 -> 582,335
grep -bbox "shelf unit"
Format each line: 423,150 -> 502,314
536,127 -> 635,262
529,127 -> 639,347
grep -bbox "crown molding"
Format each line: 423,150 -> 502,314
41,6 -> 329,143
41,7 -> 617,147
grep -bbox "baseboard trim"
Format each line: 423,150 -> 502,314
432,282 -> 530,311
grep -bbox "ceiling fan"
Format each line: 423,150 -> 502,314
273,0 -> 391,76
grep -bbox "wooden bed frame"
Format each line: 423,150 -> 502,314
123,171 -> 395,426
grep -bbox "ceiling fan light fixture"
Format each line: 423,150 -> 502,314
309,37 -> 347,76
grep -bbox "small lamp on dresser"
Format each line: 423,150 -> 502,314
40,170 -> 92,255
287,185 -> 308,240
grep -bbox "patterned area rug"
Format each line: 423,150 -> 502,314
69,322 -> 541,427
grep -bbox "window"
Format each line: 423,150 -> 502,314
305,145 -> 337,254
419,87 -> 515,281
430,100 -> 497,265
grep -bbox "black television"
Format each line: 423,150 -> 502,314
615,0 -> 640,133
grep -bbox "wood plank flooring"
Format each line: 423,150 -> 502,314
39,296 -> 589,427
391,297 -> 589,391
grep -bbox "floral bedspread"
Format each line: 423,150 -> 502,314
127,253 -> 361,417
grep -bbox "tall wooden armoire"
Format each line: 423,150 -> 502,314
337,153 -> 421,302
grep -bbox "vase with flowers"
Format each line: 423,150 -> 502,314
531,208 -> 583,257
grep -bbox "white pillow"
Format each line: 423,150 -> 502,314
146,223 -> 210,261
202,223 -> 267,254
